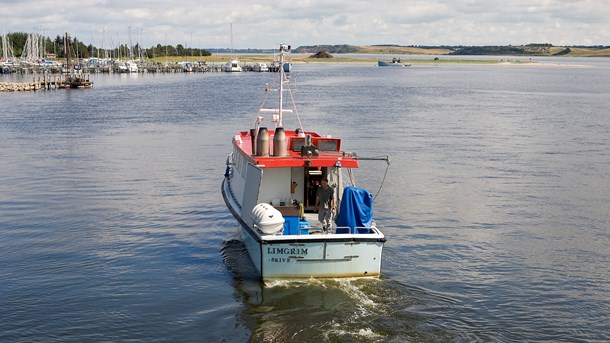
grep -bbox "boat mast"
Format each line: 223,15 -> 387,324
230,23 -> 234,57
277,44 -> 290,128
65,32 -> 71,73
2,30 -> 9,61
128,26 -> 134,61
278,45 -> 285,128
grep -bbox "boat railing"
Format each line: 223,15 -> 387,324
333,226 -> 376,234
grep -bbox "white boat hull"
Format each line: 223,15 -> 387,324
224,59 -> 242,72
222,178 -> 385,281
242,229 -> 384,279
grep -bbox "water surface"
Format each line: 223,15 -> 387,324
1,59 -> 609,342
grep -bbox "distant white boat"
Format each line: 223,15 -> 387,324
179,61 -> 193,72
377,58 -> 410,67
224,59 -> 243,72
127,61 -> 138,73
253,62 -> 269,72
118,60 -> 138,73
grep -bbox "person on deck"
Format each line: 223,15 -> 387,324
316,178 -> 335,231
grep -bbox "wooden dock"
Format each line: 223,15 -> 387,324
0,74 -> 93,92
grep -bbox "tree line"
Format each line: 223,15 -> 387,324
1,32 -> 212,60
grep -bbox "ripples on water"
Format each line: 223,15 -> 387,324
1,59 -> 609,342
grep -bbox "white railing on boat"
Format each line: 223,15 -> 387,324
333,226 -> 378,234
258,108 -> 293,114
260,226 -> 383,238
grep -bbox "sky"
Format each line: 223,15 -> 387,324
2,0 -> 609,49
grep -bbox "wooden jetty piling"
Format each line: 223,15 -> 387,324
0,73 -> 93,92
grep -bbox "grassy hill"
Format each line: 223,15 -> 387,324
150,44 -> 610,65
450,44 -> 610,57
566,47 -> 610,56
293,44 -> 610,57
357,45 -> 452,55
293,44 -> 451,55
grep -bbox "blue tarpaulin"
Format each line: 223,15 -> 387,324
336,186 -> 373,233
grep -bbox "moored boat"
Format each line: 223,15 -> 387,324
222,44 -> 390,282
253,62 -> 269,72
224,59 -> 242,72
377,58 -> 410,67
118,60 -> 139,73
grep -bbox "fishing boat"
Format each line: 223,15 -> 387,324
377,58 -> 410,67
222,44 -> 390,282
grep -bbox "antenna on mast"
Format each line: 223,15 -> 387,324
277,44 -> 291,128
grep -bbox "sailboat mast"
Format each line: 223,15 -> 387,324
128,26 -> 133,60
230,23 -> 234,56
2,30 -> 8,61
65,32 -> 71,73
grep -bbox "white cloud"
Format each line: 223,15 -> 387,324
2,0 -> 608,48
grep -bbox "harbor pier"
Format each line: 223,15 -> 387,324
0,74 -> 93,92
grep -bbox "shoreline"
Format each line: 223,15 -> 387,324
0,56 -> 592,87
148,54 -> 591,67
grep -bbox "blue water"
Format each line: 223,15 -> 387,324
1,59 -> 609,342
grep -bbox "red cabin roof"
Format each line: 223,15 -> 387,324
233,129 -> 360,169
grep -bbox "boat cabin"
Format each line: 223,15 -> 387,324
228,127 -> 360,234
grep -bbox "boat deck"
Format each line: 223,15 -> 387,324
302,212 -> 324,233
293,212 -> 379,236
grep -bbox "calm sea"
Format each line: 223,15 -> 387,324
1,58 -> 609,342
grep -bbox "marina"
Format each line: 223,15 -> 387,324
0,60 -> 283,91
1,60 -> 283,75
